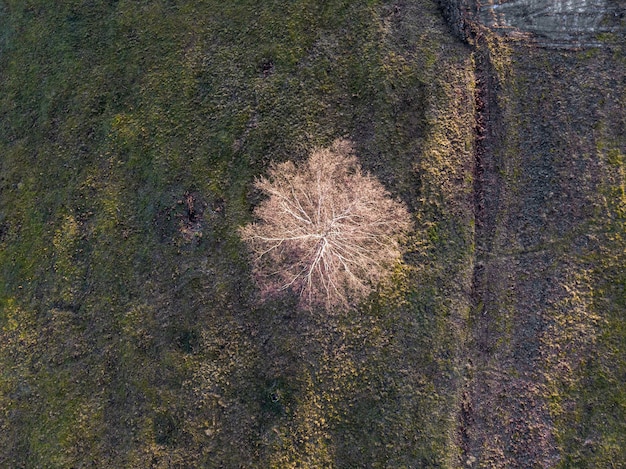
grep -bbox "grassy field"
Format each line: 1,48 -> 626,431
0,1 -> 475,466
1,0 -> 624,467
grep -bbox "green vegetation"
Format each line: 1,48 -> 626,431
0,0 -> 474,466
2,1 -> 624,467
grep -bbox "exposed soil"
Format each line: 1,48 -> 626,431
457,26 -> 562,467
445,0 -> 626,465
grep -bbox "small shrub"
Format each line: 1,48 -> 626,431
240,139 -> 411,309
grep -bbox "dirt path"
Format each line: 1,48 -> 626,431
452,10 -> 566,468
444,0 -> 626,463
458,31 -> 561,467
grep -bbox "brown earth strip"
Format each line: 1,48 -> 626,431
446,0 -> 626,464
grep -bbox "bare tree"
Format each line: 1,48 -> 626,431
240,139 -> 411,309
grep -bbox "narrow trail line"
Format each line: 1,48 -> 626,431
448,12 -> 561,467
458,34 -> 500,466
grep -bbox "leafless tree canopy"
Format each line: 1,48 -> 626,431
240,139 -> 412,309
